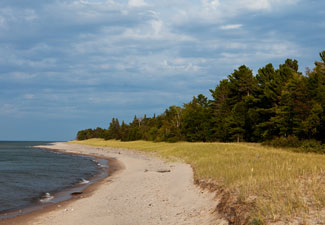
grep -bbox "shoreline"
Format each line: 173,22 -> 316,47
0,142 -> 222,225
0,144 -> 123,225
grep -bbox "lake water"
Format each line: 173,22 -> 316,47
0,141 -> 106,217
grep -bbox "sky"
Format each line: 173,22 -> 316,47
0,0 -> 324,141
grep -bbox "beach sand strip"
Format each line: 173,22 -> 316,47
1,142 -> 227,225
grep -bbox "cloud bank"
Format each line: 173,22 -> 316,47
0,0 -> 323,140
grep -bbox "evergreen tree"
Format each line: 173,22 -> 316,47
106,118 -> 121,140
209,79 -> 231,141
226,65 -> 259,141
182,95 -> 211,142
76,50 -> 325,145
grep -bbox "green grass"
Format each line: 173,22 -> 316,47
70,139 -> 325,223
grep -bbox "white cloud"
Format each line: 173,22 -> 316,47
220,24 -> 243,30
122,19 -> 194,41
230,0 -> 299,12
172,0 -> 300,27
128,0 -> 148,8
23,9 -> 38,21
223,42 -> 248,49
202,0 -> 220,10
0,0 -> 321,141
0,16 -> 6,28
10,72 -> 37,80
237,0 -> 300,11
151,19 -> 163,34
0,7 -> 38,27
217,39 -> 299,67
245,0 -> 272,10
0,104 -> 18,115
23,94 -> 35,100
44,0 -> 124,24
255,41 -> 299,58
160,58 -> 200,73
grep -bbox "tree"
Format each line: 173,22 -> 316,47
227,65 -> 259,141
228,65 -> 257,104
209,79 -> 231,141
182,95 -> 211,142
255,60 -> 300,140
106,118 -> 121,140
76,50 -> 325,145
306,51 -> 325,141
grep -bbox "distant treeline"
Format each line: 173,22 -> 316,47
77,51 -> 325,146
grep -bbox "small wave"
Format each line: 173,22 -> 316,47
39,192 -> 54,203
96,162 -> 108,168
79,178 -> 90,184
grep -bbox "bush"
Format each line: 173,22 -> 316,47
297,139 -> 325,154
264,136 -> 301,148
264,137 -> 325,154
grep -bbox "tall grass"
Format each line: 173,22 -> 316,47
70,139 -> 325,223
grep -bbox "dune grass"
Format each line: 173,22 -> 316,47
70,139 -> 325,223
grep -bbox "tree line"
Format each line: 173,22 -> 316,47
77,51 -> 325,146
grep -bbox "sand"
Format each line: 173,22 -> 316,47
2,142 -> 227,225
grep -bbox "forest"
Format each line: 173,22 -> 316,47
77,51 -> 325,151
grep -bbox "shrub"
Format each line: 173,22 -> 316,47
264,137 -> 325,154
264,136 -> 301,148
297,139 -> 325,154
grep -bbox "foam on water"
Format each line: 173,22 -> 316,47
39,192 -> 54,203
79,178 -> 90,184
0,141 -> 105,217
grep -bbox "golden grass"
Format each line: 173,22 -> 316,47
70,139 -> 325,223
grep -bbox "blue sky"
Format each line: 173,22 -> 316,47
0,0 -> 324,141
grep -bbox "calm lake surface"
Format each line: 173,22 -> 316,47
0,141 -> 103,215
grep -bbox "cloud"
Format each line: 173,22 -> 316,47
2,72 -> 37,80
23,94 -> 34,100
0,104 -> 18,115
229,0 -> 299,11
202,0 -> 220,10
0,0 -> 323,140
171,0 -> 300,29
244,0 -> 272,10
128,0 -> 148,8
121,18 -> 194,41
220,24 -> 243,30
160,59 -> 200,73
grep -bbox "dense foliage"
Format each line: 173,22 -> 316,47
77,51 -> 325,146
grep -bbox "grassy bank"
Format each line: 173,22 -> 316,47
70,139 -> 325,224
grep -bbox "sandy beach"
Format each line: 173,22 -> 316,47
1,142 -> 226,225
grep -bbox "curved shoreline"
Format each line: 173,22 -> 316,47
0,144 -> 123,225
0,142 -> 222,225
0,156 -> 110,220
